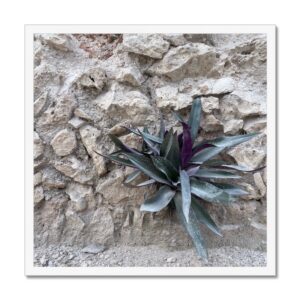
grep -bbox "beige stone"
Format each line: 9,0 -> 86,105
79,125 -> 107,176
201,96 -> 219,113
95,84 -> 155,125
116,66 -> 144,86
244,117 -> 267,133
38,95 -> 76,126
74,108 -> 93,121
34,172 -> 42,186
68,117 -> 86,129
34,186 -> 44,204
224,119 -> 244,135
66,183 -> 94,212
34,91 -> 48,116
227,134 -> 266,169
76,67 -> 106,91
34,132 -> 44,160
154,85 -> 193,111
123,34 -> 170,59
253,172 -> 267,197
51,129 -> 77,156
148,43 -> 217,80
201,115 -> 223,132
52,156 -> 95,184
43,34 -> 72,52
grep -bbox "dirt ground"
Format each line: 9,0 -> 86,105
34,245 -> 266,267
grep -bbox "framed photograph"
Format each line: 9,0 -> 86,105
25,25 -> 276,276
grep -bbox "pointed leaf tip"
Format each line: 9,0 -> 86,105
188,97 -> 202,143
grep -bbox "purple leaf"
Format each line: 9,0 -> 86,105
181,122 -> 193,168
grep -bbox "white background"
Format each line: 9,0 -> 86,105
0,0 -> 298,299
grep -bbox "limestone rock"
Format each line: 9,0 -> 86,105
34,91 -> 48,117
244,117 -> 267,133
220,94 -> 263,120
74,108 -> 93,121
201,96 -> 219,113
201,115 -> 223,132
34,131 -> 44,160
212,77 -> 235,94
34,172 -> 42,186
240,183 -> 260,201
95,84 -> 155,125
191,77 -> 235,96
51,129 -> 77,156
116,66 -> 144,86
224,119 -> 244,135
85,207 -> 114,245
42,168 -> 66,189
163,34 -> 187,46
154,85 -> 193,111
148,43 -> 217,81
38,95 -> 76,126
34,186 -> 44,204
52,156 -> 95,184
123,34 -> 170,59
76,67 -> 106,91
43,34 -> 73,52
68,117 -> 86,129
253,172 -> 267,197
79,125 -> 107,176
66,183 -> 93,212
227,134 -> 266,169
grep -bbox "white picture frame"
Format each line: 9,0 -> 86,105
25,24 -> 276,276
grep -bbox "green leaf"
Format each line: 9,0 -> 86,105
124,153 -> 170,185
188,97 -> 202,143
193,168 -> 241,179
190,178 -> 236,204
108,134 -> 141,155
93,150 -> 136,168
203,159 -> 228,167
140,186 -> 176,212
124,170 -> 141,184
190,146 -> 224,164
166,132 -> 180,170
122,126 -> 163,144
173,193 -> 208,260
136,179 -> 156,187
191,197 -> 222,237
212,183 -> 248,196
180,170 -> 191,223
138,129 -> 160,155
206,133 -> 259,148
151,156 -> 179,182
160,128 -> 174,157
220,164 -> 266,173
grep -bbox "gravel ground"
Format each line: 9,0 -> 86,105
34,245 -> 266,267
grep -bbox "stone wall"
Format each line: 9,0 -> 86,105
34,33 -> 267,251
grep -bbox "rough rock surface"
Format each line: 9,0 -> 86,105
50,129 -> 77,156
33,33 -> 267,259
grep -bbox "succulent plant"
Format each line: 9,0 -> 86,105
95,97 -> 262,260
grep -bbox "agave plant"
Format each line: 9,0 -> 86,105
95,96 -> 262,260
